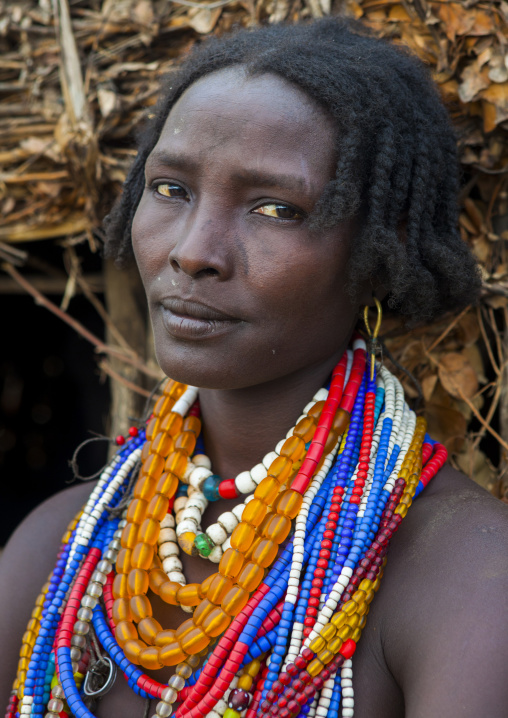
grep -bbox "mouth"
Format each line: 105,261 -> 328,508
160,297 -> 242,339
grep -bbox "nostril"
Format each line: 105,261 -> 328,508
201,267 -> 219,277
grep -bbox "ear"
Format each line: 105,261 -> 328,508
357,280 -> 388,308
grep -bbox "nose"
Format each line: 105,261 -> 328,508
168,206 -> 233,280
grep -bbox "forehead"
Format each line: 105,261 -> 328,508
147,68 -> 337,183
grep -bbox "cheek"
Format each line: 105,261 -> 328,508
131,198 -> 170,282
248,238 -> 351,325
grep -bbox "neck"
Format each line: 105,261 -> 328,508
198,350 -> 343,479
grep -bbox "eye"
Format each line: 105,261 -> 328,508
253,203 -> 303,220
154,183 -> 188,199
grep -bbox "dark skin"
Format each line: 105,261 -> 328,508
2,69 -> 508,717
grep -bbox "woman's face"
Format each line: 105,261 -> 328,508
132,67 -> 364,390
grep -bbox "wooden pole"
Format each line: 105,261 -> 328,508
103,258 -> 150,440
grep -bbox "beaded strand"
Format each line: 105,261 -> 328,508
5,342 -> 447,718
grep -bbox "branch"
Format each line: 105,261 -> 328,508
2,262 -> 161,379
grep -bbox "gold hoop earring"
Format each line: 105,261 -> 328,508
363,297 -> 382,381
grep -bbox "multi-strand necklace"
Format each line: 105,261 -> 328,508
6,336 -> 447,718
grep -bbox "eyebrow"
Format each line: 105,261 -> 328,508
230,169 -> 309,193
146,150 -> 310,194
145,150 -> 199,172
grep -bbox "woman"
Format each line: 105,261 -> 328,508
2,17 -> 508,718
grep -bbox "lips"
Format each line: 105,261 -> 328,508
160,297 -> 241,339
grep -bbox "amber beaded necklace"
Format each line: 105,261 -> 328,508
8,337 -> 448,718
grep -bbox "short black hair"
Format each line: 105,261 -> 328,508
104,17 -> 481,323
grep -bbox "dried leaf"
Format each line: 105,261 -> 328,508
458,62 -> 489,103
187,7 -> 222,34
438,352 -> 479,400
480,82 -> 508,130
421,373 -> 438,402
424,401 -> 467,452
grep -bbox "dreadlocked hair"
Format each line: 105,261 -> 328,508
104,17 -> 481,323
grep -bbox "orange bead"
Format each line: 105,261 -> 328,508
175,617 -> 196,641
275,489 -> 303,519
150,431 -> 174,458
174,432 -> 196,456
159,641 -> 187,666
115,548 -> 132,574
308,400 -> 325,419
263,514 -> 291,543
180,627 -> 210,654
126,499 -> 148,525
193,598 -> 215,627
159,581 -> 180,605
206,574 -> 234,604
138,616 -> 163,645
294,416 -> 316,443
160,412 -> 183,436
154,395 -> 173,418
200,573 -> 215,596
165,450 -> 188,477
142,454 -> 165,481
138,518 -> 160,546
170,382 -> 186,399
267,456 -> 292,484
130,594 -> 152,621
202,607 -> 231,637
237,562 -> 264,591
147,493 -> 169,522
131,543 -> 154,571
219,548 -> 244,579
154,629 -> 176,647
230,523 -> 256,553
146,416 -> 161,441
115,620 -> 138,646
183,415 -> 201,434
251,539 -> 278,567
279,435 -> 305,461
141,442 -> 151,462
133,476 -> 157,502
121,522 -> 139,549
176,584 -> 202,607
123,639 -> 144,663
148,569 -> 167,594
128,568 -> 149,597
333,408 -> 350,435
140,646 -> 163,670
161,377 -> 174,395
242,498 -> 268,527
156,471 -> 179,498
112,574 -> 129,599
112,598 -> 132,624
254,477 -> 280,504
221,586 -> 249,616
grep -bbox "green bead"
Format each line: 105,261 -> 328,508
194,532 -> 214,557
224,709 -> 241,718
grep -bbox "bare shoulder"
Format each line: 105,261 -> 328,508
0,481 -> 96,702
374,464 -> 508,716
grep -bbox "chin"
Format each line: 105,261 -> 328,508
155,346 -> 242,391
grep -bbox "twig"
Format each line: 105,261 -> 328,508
1,261 -> 161,379
76,273 -> 134,354
456,383 -> 508,454
99,360 -> 153,398
426,305 -> 471,352
167,0 -> 235,7
64,246 -> 134,353
472,380 -> 503,452
477,305 -> 501,376
488,306 -> 504,374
